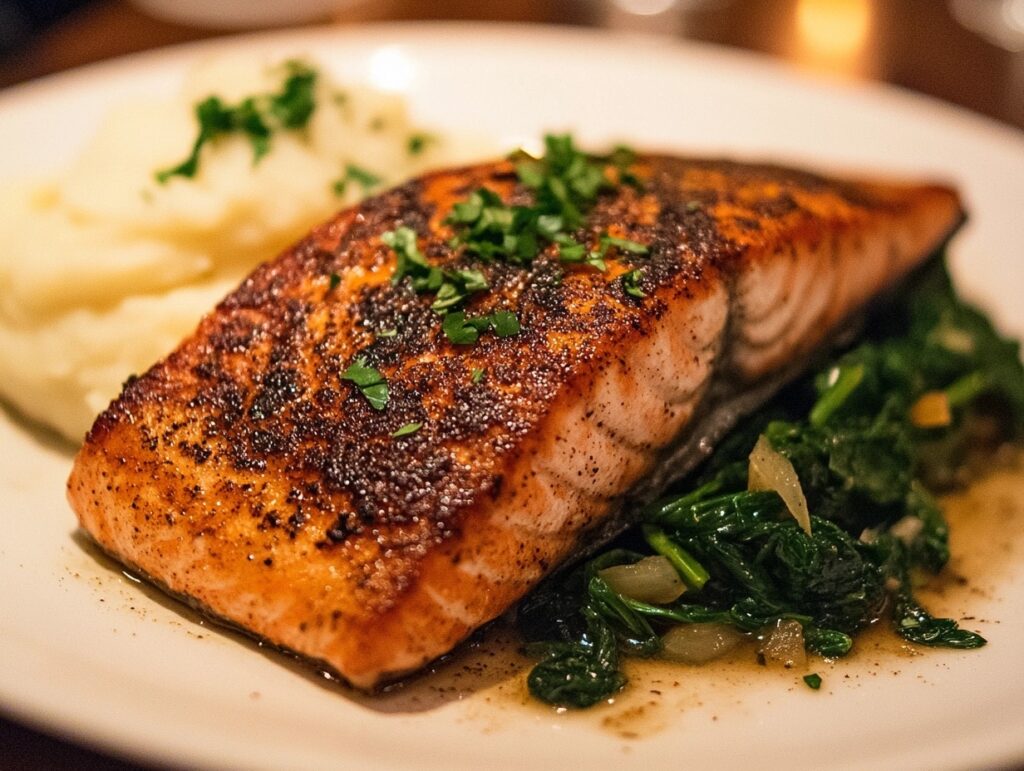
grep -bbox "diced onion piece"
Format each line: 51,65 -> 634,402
888,515 -> 924,545
661,623 -> 746,664
859,527 -> 879,545
937,326 -> 975,355
748,434 -> 812,534
759,619 -> 807,669
598,555 -> 685,604
910,391 -> 952,428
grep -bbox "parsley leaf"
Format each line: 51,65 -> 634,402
333,163 -> 382,197
447,134 -> 625,265
622,268 -> 646,298
431,269 -> 489,313
407,132 -> 437,155
490,310 -> 521,338
268,60 -> 317,127
803,673 -> 823,690
558,232 -> 648,273
382,227 -> 432,285
382,227 -> 491,314
601,235 -> 648,255
380,136 -> 643,349
442,311 -> 480,345
341,357 -> 388,410
442,310 -> 521,344
156,61 -> 318,184
392,422 -> 422,437
607,144 -> 641,186
471,367 -> 485,383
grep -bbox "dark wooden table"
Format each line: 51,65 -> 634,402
1,1 -> 1021,768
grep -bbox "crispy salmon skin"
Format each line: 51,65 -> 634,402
68,154 -> 962,689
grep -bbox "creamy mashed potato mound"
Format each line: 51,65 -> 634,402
0,56 -> 487,441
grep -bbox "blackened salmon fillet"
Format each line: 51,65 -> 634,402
67,154 -> 962,689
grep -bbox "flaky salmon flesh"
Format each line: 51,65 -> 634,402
68,154 -> 962,689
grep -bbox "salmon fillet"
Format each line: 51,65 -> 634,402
67,154 -> 962,689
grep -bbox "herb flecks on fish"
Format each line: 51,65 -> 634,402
379,134 -> 649,350
341,357 -> 388,411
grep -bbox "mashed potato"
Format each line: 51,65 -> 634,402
0,55 -> 490,441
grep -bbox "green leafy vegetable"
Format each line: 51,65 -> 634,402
489,310 -> 521,338
441,311 -> 481,345
527,607 -> 626,708
382,226 -> 492,317
333,163 -> 382,196
379,136 -> 650,350
341,357 -> 388,410
558,232 -> 648,273
621,268 -> 646,298
803,673 -> 822,690
446,134 -> 643,267
407,132 -> 437,155
870,533 -> 985,648
431,269 -> 489,313
156,61 -> 317,183
521,258 -> 1017,707
382,227 -> 432,287
441,310 -> 521,345
391,422 -> 422,437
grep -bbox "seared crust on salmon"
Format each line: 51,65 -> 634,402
67,155 -> 962,688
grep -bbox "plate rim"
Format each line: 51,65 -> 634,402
1,20 -> 1023,771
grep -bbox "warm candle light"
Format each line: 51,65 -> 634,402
795,0 -> 872,60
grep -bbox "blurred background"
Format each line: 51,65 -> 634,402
0,0 -> 1023,129
0,1 -> 1022,769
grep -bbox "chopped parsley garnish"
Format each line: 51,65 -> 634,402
407,132 -> 437,155
489,310 -> 521,337
602,235 -> 649,255
442,312 -> 480,345
622,268 -> 646,298
431,269 -> 489,313
377,328 -> 397,338
382,226 -> 432,286
446,134 -> 620,264
382,226 -> 491,313
607,144 -> 641,187
156,60 -> 317,184
803,674 -> 823,690
442,310 -> 521,345
341,357 -> 388,410
471,367 -> 485,383
379,135 -> 648,348
391,421 -> 422,437
333,163 -> 382,197
558,232 -> 648,273
328,272 -> 341,290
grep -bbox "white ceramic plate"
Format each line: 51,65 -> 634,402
1,23 -> 1023,771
